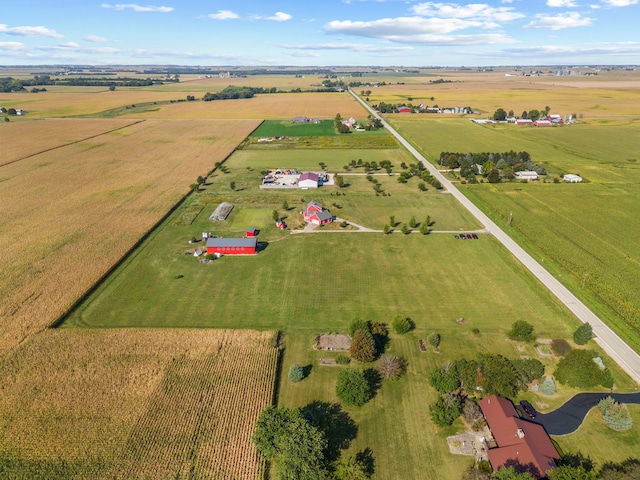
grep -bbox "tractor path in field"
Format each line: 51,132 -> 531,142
349,88 -> 640,386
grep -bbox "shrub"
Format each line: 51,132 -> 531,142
507,320 -> 535,342
392,315 -> 412,334
428,332 -> 441,350
555,349 -> 612,388
428,363 -> 460,393
349,317 -> 370,337
512,358 -> 545,386
551,339 -> 571,356
429,394 -> 463,427
574,323 -> 593,345
462,400 -> 486,430
350,330 -> 376,363
540,376 -> 556,395
598,396 -> 633,431
335,354 -> 350,365
288,364 -> 305,382
376,354 -> 406,380
336,368 -> 371,406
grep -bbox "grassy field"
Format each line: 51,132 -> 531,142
0,118 -> 260,353
62,138 -> 638,478
0,329 -> 278,479
388,115 -> 640,352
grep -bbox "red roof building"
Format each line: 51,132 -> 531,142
303,201 -> 332,225
205,237 -> 257,255
479,395 -> 559,478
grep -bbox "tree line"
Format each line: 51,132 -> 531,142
440,150 -> 546,183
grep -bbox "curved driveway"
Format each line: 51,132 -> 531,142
349,89 -> 640,386
531,392 -> 640,435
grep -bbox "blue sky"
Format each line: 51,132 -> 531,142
1,0 -> 639,66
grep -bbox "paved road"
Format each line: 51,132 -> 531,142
525,393 -> 640,435
349,89 -> 640,386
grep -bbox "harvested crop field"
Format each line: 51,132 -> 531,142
0,118 -> 260,353
0,118 -> 138,166
0,329 -> 279,479
122,92 -> 367,119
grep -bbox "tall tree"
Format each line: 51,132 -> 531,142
253,406 -> 328,480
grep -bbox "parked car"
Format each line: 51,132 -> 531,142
472,233 -> 479,240
454,235 -> 459,239
460,234 -> 466,239
520,400 -> 537,418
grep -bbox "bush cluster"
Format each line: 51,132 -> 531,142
598,396 -> 633,431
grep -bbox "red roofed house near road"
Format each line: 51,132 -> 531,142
205,237 -> 257,255
479,395 -> 559,478
303,201 -> 333,226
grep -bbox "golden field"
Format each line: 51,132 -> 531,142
0,117 -> 260,353
0,118 -> 136,166
0,329 -> 279,479
122,91 -> 367,119
366,69 -> 640,124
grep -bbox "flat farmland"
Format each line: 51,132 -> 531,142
389,114 -> 640,351
119,92 -> 367,119
0,118 -> 260,353
0,118 -> 137,166
0,89 -> 193,118
0,329 -> 278,479
366,69 -> 640,122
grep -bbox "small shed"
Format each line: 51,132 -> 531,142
563,174 -> 583,183
246,227 -> 257,237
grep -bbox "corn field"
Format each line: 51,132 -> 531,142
0,329 -> 279,479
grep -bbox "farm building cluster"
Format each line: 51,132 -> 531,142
190,202 -> 259,257
261,169 -> 332,189
472,114 -> 572,126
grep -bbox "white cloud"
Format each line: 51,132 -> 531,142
207,10 -> 239,20
100,4 -> 173,12
61,41 -> 80,48
325,17 -> 487,37
524,12 -> 593,29
0,24 -> 63,38
84,35 -> 109,42
252,12 -> 292,21
268,12 -> 292,21
547,0 -> 578,6
0,41 -> 28,51
280,42 -> 413,53
601,0 -> 637,5
411,2 -> 525,22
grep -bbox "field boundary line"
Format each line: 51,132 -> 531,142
0,119 -> 146,169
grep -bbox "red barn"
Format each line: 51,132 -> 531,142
246,227 -> 257,237
205,237 -> 257,255
397,106 -> 411,113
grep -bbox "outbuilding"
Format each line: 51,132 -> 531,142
515,171 -> 539,181
563,174 -> 583,183
299,172 -> 319,188
205,237 -> 257,255
246,227 -> 257,237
